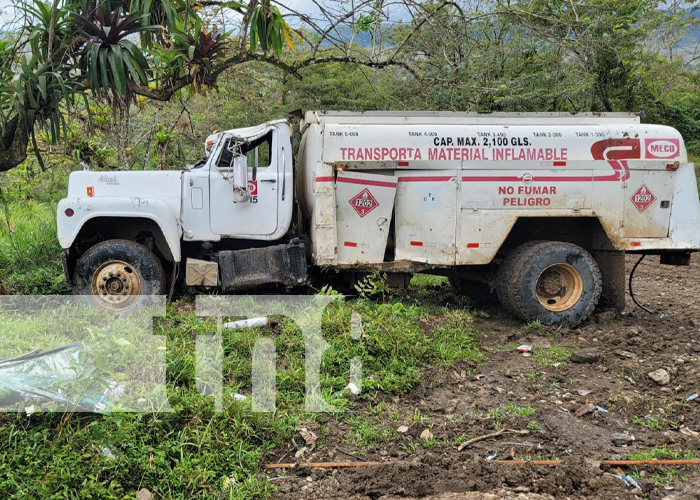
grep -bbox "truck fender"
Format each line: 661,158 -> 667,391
56,197 -> 182,262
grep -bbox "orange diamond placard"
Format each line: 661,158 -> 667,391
630,184 -> 657,213
349,188 -> 379,218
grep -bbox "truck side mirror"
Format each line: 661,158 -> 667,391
231,156 -> 250,203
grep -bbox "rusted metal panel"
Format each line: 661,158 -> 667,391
335,171 -> 397,264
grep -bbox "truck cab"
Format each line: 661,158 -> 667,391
57,120 -> 301,311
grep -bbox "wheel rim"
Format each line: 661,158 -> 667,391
90,261 -> 142,311
535,263 -> 583,312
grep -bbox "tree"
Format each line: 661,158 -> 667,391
0,0 -> 427,172
3,0 -> 698,173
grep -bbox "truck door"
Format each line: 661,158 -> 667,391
209,130 -> 279,237
393,171 -> 459,265
622,167 -> 675,238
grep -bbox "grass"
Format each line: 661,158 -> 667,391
522,320 -> 543,332
532,344 -> 572,368
632,415 -> 664,431
346,416 -> 397,446
628,447 -> 697,461
488,404 -> 536,423
0,246 -> 485,499
628,448 -> 697,487
0,200 -> 70,294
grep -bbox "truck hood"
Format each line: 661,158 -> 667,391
66,170 -> 183,212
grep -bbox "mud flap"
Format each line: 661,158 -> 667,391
219,241 -> 307,292
593,250 -> 626,311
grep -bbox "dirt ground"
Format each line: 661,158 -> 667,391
268,255 -> 700,500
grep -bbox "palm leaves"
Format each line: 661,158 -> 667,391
132,0 -> 193,47
73,4 -> 159,95
12,55 -> 75,168
249,3 -> 297,55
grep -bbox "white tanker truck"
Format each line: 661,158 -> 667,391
56,111 -> 700,327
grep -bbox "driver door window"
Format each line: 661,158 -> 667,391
209,130 -> 280,236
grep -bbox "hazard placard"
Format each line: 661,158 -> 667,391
630,184 -> 657,213
349,188 -> 379,218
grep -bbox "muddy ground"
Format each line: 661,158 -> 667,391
268,255 -> 700,500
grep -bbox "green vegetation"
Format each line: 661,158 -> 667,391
0,277 -> 482,498
628,448 -> 697,487
533,344 -> 572,368
487,404 -> 536,423
632,415 -> 664,431
628,447 -> 697,461
2,0 -> 700,497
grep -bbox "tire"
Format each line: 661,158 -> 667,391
496,241 -> 602,328
73,239 -> 166,312
449,278 -> 499,304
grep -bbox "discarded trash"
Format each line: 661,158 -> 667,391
575,402 -> 596,417
660,313 -> 669,320
420,429 -> 433,440
135,488 -> 153,500
0,343 -> 123,412
298,427 -> 318,448
576,390 -> 593,397
224,317 -> 270,329
346,383 -> 360,395
486,455 -> 497,461
616,474 -> 642,490
222,476 -> 236,490
686,393 -> 699,401
596,406 -> 609,414
517,345 -> 532,353
100,446 -> 117,459
233,393 -> 247,402
679,426 -> 699,437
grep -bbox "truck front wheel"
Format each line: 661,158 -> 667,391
496,241 -> 602,328
74,239 -> 166,311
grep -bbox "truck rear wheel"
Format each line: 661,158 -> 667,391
496,241 -> 602,328
74,239 -> 166,311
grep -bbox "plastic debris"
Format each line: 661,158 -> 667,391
100,446 -> 117,459
596,406 -> 609,413
517,345 -> 532,353
346,383 -> 360,395
223,317 -> 270,329
0,344 -> 123,412
222,476 -> 237,490
686,393 -> 699,402
233,393 -> 247,402
616,474 -> 642,490
486,455 -> 497,461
